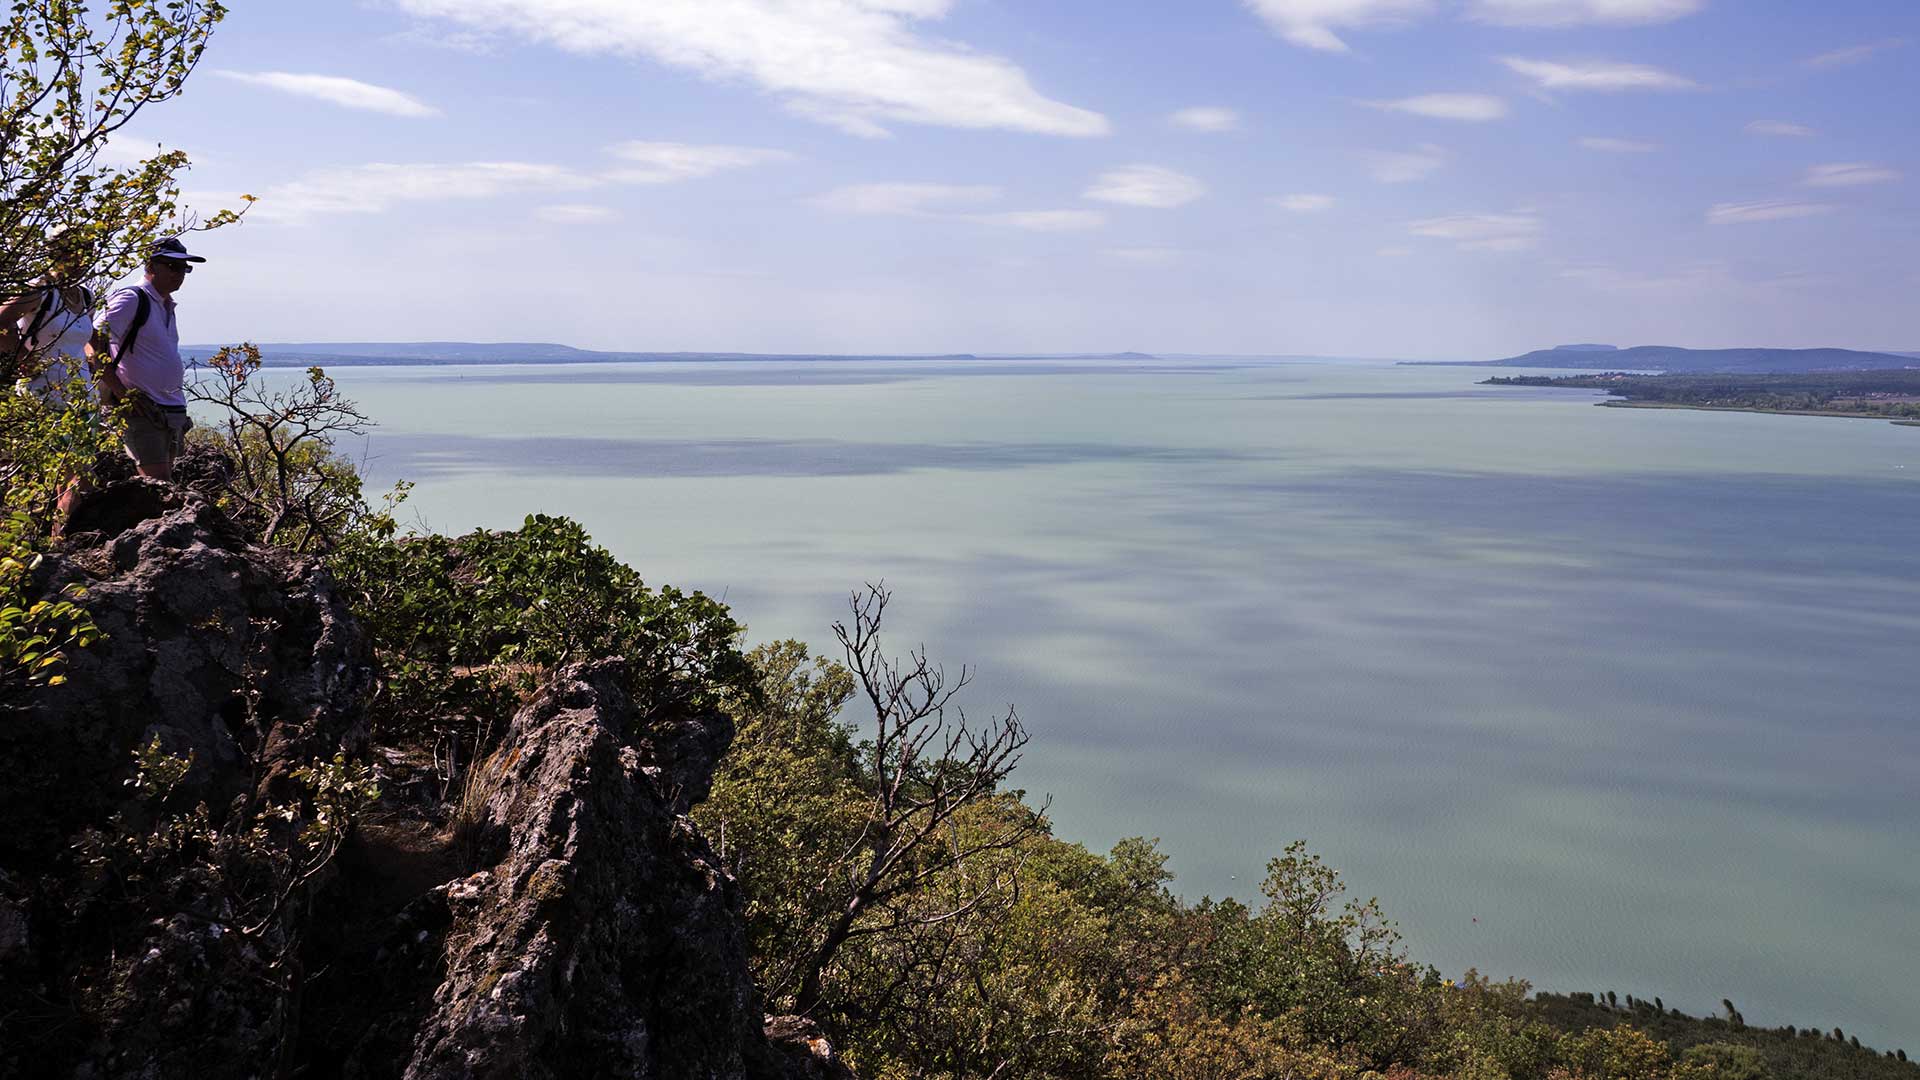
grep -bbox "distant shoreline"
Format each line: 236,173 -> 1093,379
1598,400 -> 1920,426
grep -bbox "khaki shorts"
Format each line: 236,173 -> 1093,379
123,399 -> 192,471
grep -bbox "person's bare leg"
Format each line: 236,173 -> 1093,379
136,460 -> 173,482
50,476 -> 88,540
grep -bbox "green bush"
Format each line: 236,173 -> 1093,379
330,513 -> 751,748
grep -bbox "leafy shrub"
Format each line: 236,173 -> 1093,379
0,376 -> 113,699
331,513 -> 751,749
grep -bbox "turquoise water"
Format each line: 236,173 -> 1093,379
325,357 -> 1919,1048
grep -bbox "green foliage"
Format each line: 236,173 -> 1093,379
0,382 -> 108,693
74,741 -> 380,938
332,513 -> 750,748
0,529 -> 99,697
697,640 -> 866,1001
1183,841 -> 1446,1069
1680,1043 -> 1771,1080
1531,992 -> 1917,1080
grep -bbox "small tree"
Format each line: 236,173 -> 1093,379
790,584 -> 1043,1017
186,345 -> 389,553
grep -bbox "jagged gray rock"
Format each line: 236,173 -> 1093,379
1,480 -> 373,1079
402,658 -> 769,1080
4,478 -> 373,863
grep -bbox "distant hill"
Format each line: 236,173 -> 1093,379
1409,345 -> 1918,374
180,342 -> 984,367
1553,343 -> 1619,352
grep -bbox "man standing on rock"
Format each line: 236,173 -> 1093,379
89,237 -> 204,482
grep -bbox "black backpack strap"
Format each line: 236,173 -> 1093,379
19,288 -> 59,346
108,287 -> 152,366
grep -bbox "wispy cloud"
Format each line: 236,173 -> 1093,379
605,142 -> 793,183
1105,247 -> 1182,265
1578,136 -> 1658,153
246,162 -> 597,221
1368,144 -> 1447,183
1273,193 -> 1337,212
240,141 -> 787,222
1409,211 -> 1542,251
535,204 -> 619,225
390,0 -> 1108,138
1746,120 -> 1817,137
975,210 -> 1108,232
386,24 -> 499,55
1170,107 -> 1242,133
1243,0 -> 1433,53
1706,201 -> 1836,226
814,185 -> 1105,231
1802,163 -> 1902,187
1468,0 -> 1704,27
212,71 -> 441,117
1804,38 -> 1909,70
1501,57 -> 1697,92
1084,165 -> 1207,208
813,183 -> 1001,216
1368,93 -> 1508,121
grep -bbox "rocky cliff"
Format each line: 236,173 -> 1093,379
0,483 -> 849,1079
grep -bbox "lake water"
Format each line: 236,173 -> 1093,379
325,356 -> 1919,1048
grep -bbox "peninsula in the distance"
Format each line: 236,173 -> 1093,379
1410,343 -> 1919,374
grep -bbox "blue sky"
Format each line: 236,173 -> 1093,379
123,0 -> 1917,359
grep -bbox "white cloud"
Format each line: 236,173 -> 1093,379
1409,211 -> 1542,251
247,162 -> 597,220
211,71 -> 440,117
1243,0 -> 1434,52
1578,136 -> 1658,153
1746,120 -> 1817,137
1368,93 -> 1508,121
1804,38 -> 1909,70
1705,201 -> 1836,226
535,203 -> 619,224
386,25 -> 499,55
1273,193 -> 1337,212
604,141 -> 792,183
1368,144 -> 1447,183
1105,247 -> 1181,265
813,183 -> 1000,216
1501,57 -> 1698,92
813,185 -> 1102,231
1468,0 -> 1704,27
1802,163 -> 1902,188
390,0 -> 1108,138
1084,165 -> 1207,208
1170,107 -> 1242,133
975,210 -> 1108,232
240,141 -> 786,222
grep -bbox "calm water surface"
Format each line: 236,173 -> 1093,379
322,357 -> 1918,1047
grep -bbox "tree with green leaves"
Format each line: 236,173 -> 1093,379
2,0 -> 240,375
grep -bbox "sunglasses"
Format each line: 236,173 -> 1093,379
157,260 -> 194,274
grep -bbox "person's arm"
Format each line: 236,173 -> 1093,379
90,292 -> 133,402
86,328 -> 128,401
0,292 -> 41,325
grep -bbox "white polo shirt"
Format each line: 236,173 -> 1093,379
95,281 -> 184,407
